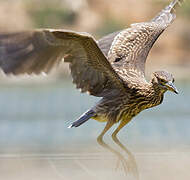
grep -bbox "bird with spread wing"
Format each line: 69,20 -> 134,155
0,0 -> 183,178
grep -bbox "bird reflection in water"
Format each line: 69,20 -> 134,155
97,122 -> 139,179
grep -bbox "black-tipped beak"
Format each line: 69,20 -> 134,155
165,82 -> 179,94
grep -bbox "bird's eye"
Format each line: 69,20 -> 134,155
160,79 -> 166,84
114,57 -> 122,62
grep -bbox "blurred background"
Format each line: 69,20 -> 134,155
0,0 -> 190,180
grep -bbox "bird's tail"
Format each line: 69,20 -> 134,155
68,109 -> 96,128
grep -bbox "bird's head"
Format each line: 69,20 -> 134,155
151,70 -> 178,94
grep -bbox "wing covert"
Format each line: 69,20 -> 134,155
97,31 -> 121,58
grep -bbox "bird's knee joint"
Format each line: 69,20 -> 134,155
112,132 -> 118,139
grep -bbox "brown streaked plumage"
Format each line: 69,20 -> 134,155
0,0 -> 183,178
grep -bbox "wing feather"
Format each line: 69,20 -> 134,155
0,29 -> 127,97
107,0 -> 183,79
97,31 -> 121,57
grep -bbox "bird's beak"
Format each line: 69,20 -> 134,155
165,82 -> 179,94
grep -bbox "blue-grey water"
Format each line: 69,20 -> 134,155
0,79 -> 189,153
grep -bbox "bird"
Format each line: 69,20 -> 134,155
0,0 -> 183,177
71,0 -> 180,150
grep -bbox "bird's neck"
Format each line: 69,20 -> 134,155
149,82 -> 166,105
151,82 -> 166,94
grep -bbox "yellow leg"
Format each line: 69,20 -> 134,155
97,120 -> 129,174
111,119 -> 131,154
97,120 -> 120,156
112,119 -> 139,180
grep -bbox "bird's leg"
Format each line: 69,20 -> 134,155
112,119 -> 139,179
97,120 -> 118,154
97,120 -> 129,173
112,119 -> 131,154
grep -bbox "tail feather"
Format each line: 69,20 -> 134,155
68,110 -> 96,128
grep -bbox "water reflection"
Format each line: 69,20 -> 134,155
97,132 -> 139,179
97,119 -> 139,179
113,133 -> 139,179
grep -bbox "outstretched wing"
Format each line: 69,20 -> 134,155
107,0 -> 182,79
97,31 -> 121,58
0,29 -> 126,97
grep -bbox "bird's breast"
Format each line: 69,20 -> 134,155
94,91 -> 164,123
